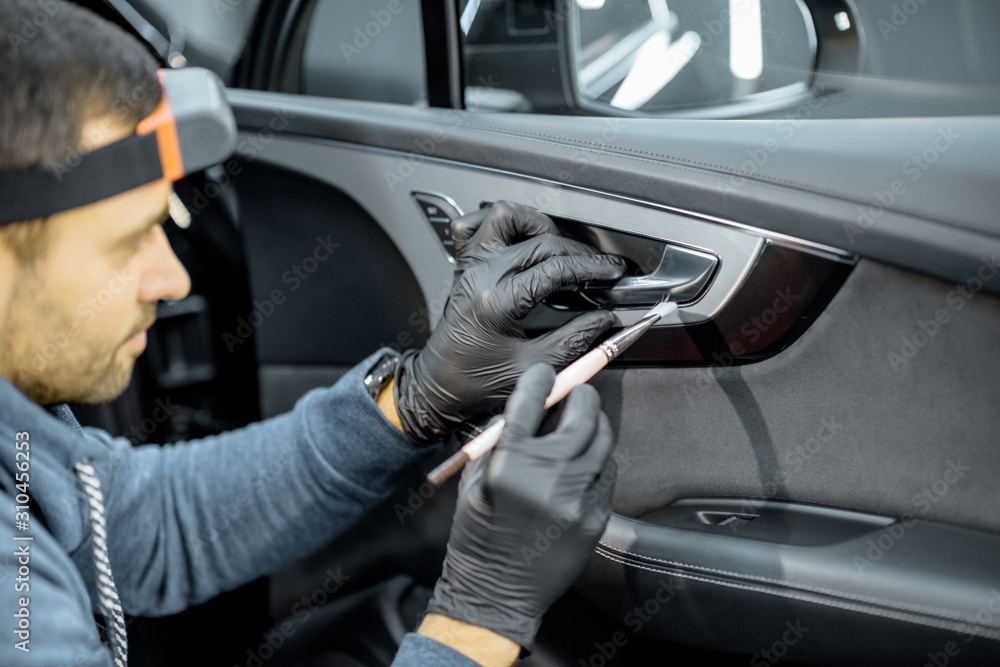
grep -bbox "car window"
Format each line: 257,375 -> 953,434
299,0 -> 428,105
459,0 -> 1000,119
573,0 -> 813,113
126,0 -> 264,83
120,0 -> 427,105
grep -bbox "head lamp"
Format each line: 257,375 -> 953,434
0,67 -> 237,226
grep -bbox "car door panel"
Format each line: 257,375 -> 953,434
578,261 -> 1000,663
226,84 -> 1000,663
67,0 -> 1000,664
582,504 -> 1000,665
230,161 -> 430,418
229,92 -> 1000,294
589,258 -> 1000,530
224,126 -> 857,364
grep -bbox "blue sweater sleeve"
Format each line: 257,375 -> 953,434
391,633 -> 484,667
84,349 -> 439,617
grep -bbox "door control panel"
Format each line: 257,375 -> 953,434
412,191 -> 464,262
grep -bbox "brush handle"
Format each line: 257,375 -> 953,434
545,348 -> 609,409
464,418 -> 507,460
427,421 -> 503,486
464,349 -> 607,460
426,450 -> 471,486
427,348 -> 611,485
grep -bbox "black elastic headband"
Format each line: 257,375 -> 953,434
0,67 -> 237,226
0,134 -> 163,224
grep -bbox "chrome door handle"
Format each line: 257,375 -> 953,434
582,244 -> 718,308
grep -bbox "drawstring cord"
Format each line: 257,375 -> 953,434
74,460 -> 128,667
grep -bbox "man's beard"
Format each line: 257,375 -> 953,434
0,268 -> 156,406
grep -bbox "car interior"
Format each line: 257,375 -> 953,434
68,0 -> 1000,665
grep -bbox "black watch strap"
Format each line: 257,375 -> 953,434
364,354 -> 399,400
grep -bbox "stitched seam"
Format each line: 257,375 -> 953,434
597,540 -> 996,625
368,111 -> 806,188
270,106 -> 986,234
360,111 -> 856,200
456,122 -> 854,199
455,125 -> 977,232
595,550 -> 1000,642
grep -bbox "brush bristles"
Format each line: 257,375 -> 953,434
644,300 -> 678,321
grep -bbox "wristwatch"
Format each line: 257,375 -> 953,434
364,353 -> 400,400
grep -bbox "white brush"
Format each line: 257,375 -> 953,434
427,299 -> 679,485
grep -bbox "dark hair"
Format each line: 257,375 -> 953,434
0,0 -> 163,259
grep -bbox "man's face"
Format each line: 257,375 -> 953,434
0,117 -> 191,405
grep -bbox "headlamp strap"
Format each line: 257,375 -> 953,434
0,132 -> 163,226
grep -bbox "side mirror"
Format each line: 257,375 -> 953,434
458,0 -> 859,118
569,0 -> 820,116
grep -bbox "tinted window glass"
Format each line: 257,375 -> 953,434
459,0 -> 1000,119
300,0 -> 427,105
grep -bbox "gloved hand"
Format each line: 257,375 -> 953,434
425,363 -> 617,651
393,201 -> 626,445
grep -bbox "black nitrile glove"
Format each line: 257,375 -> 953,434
425,363 -> 617,651
393,201 -> 626,445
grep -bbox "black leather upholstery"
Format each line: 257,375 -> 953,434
577,505 -> 1000,665
228,90 -> 1000,296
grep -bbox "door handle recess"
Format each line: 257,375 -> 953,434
581,244 -> 718,308
474,204 -> 717,308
